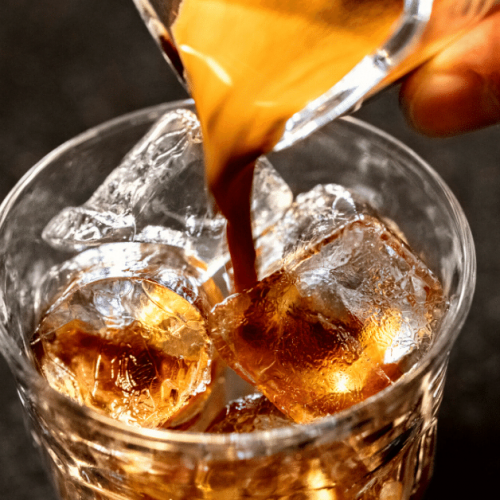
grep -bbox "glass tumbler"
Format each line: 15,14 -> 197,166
0,100 -> 475,499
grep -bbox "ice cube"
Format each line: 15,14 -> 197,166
209,191 -> 446,423
42,109 -> 203,252
290,215 -> 446,366
255,184 -> 368,278
42,109 -> 293,277
206,394 -> 293,433
31,242 -> 223,429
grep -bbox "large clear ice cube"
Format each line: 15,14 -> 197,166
209,185 -> 447,423
42,109 -> 203,251
31,243 -> 223,429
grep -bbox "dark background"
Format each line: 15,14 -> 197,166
1,1 -> 499,498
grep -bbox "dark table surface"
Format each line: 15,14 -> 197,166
1,1 -> 499,499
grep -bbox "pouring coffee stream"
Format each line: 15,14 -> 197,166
133,0 -> 498,291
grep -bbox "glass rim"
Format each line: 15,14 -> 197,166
0,99 -> 476,452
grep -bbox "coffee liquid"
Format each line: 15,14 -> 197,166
172,0 -> 403,290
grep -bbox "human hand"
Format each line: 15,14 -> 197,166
400,8 -> 500,136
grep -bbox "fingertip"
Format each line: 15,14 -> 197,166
400,70 -> 500,137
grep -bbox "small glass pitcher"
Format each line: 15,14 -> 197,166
132,0 -> 499,150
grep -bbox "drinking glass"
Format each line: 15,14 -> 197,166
132,0 -> 499,149
0,100 -> 475,499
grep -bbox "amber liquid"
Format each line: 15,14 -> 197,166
31,320 -> 198,427
171,0 -> 403,290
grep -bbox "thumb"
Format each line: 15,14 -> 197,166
400,9 -> 500,137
